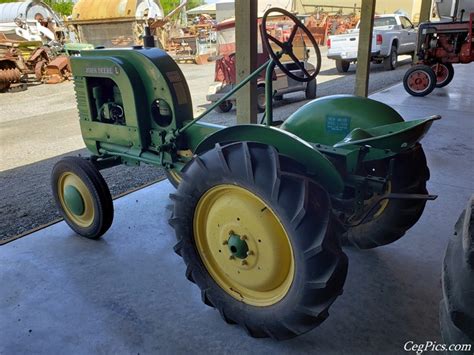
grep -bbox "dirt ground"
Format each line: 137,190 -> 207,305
0,52 -> 413,242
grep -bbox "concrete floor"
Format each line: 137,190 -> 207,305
1,64 -> 473,354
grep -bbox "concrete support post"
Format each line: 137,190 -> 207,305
354,0 -> 376,97
235,0 -> 258,124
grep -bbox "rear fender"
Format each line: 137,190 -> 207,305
194,125 -> 344,194
281,95 -> 405,147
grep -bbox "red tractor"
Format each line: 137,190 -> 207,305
403,0 -> 474,96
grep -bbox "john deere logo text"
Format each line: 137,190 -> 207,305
85,66 -> 120,75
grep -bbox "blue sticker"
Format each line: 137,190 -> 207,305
326,116 -> 351,134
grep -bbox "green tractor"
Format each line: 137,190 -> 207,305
51,8 -> 439,340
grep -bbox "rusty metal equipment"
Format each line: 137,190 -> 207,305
403,0 -> 474,96
43,55 -> 71,84
0,42 -> 25,92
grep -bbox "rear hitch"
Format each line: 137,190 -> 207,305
344,193 -> 437,228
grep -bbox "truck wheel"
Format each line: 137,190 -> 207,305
343,144 -> 430,249
403,65 -> 437,97
257,86 -> 266,113
305,78 -> 317,100
217,100 -> 233,113
170,142 -> 348,339
383,45 -> 398,71
440,196 -> 474,346
51,157 -> 113,239
432,62 -> 454,88
335,59 -> 350,73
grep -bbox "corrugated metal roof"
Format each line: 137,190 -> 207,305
71,0 -> 163,23
0,1 -> 58,23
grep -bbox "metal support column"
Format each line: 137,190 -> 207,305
354,0 -> 376,97
235,0 -> 258,124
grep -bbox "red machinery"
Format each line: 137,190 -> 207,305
403,1 -> 474,96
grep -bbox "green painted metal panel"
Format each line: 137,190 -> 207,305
281,95 -> 404,146
195,124 -> 344,194
184,122 -> 225,151
70,48 -> 194,159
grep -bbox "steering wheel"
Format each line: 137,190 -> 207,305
261,8 -> 321,83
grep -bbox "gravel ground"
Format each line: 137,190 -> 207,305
0,52 -> 413,243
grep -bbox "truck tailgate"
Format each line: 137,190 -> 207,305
328,32 -> 359,60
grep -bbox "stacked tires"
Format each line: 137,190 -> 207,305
440,196 -> 474,348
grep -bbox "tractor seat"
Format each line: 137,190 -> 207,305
333,115 -> 441,151
335,128 -> 374,146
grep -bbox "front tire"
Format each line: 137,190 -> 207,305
51,157 -> 113,239
256,86 -> 266,113
217,100 -> 233,113
403,65 -> 437,97
344,144 -> 430,249
305,78 -> 317,99
170,142 -> 348,339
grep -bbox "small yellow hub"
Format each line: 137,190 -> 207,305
57,172 -> 95,228
193,184 -> 294,307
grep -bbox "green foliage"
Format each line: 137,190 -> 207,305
0,0 -> 17,3
42,0 -> 74,16
161,0 -> 204,16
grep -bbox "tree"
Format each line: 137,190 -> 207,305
161,0 -> 204,16
42,0 -> 75,16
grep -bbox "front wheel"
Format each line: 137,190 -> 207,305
256,86 -> 266,113
170,142 -> 348,339
343,144 -> 430,249
216,100 -> 233,113
51,156 -> 113,239
403,65 -> 437,97
305,78 -> 317,99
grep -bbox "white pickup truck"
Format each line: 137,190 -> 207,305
327,14 -> 417,72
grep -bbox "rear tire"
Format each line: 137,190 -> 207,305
343,144 -> 430,249
305,78 -> 317,100
440,197 -> 474,345
51,157 -> 113,239
170,142 -> 348,339
432,62 -> 454,88
403,65 -> 437,97
335,59 -> 350,73
383,45 -> 398,71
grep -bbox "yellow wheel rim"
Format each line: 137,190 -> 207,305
57,172 -> 95,228
373,181 -> 392,219
193,184 -> 294,307
168,169 -> 182,185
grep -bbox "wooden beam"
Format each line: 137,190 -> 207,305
354,0 -> 376,97
419,0 -> 432,23
235,0 -> 258,124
